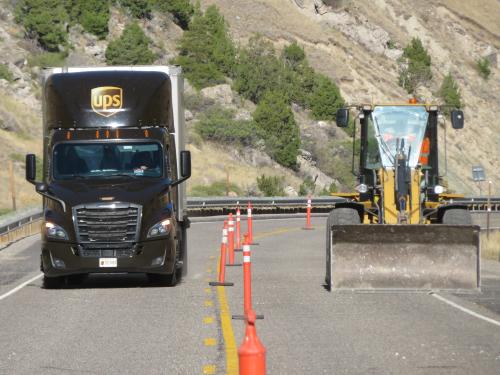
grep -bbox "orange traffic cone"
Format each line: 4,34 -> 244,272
235,207 -> 242,252
238,309 -> 266,375
302,196 -> 314,230
209,221 -> 233,286
227,212 -> 242,267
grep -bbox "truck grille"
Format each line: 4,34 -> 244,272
73,203 -> 141,258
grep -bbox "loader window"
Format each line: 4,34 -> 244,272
365,115 -> 382,170
370,106 -> 428,168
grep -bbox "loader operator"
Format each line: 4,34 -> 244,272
419,136 -> 430,166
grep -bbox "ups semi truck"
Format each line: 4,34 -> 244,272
25,66 -> 191,288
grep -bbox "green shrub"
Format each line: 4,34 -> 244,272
319,182 -> 338,196
15,0 -> 70,51
105,22 -> 156,65
184,92 -> 215,112
299,176 -> 316,196
195,106 -> 258,146
398,37 -> 432,94
69,0 -> 110,38
152,0 -> 194,29
233,36 -> 290,104
309,74 -> 344,121
119,0 -> 152,19
476,57 -> 491,80
256,174 -> 285,196
253,91 -> 300,168
0,64 -> 14,82
28,52 -> 67,67
282,41 -> 305,69
438,73 -> 462,114
190,180 -> 242,196
174,5 -> 234,89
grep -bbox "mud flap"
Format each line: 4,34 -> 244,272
328,225 -> 480,291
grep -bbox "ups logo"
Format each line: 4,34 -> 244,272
91,86 -> 122,117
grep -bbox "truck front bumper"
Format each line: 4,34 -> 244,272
41,239 -> 175,277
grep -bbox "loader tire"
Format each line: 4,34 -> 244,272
325,208 -> 360,289
442,209 -> 472,225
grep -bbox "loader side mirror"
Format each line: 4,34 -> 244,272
180,150 -> 191,179
335,108 -> 349,128
26,154 -> 36,184
450,110 -> 464,129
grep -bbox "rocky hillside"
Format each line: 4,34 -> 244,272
0,0 -> 498,212
201,0 -> 499,194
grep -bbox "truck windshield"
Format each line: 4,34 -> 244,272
367,106 -> 428,168
53,142 -> 163,180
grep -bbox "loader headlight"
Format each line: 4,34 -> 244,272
355,184 -> 369,193
148,219 -> 172,238
434,185 -> 445,194
45,222 -> 68,240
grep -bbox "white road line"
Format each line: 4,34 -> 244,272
431,293 -> 500,327
0,273 -> 43,301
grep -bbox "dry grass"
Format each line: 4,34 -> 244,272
481,231 -> 500,261
186,141 -> 303,195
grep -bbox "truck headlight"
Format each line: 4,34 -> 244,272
148,219 -> 172,238
45,222 -> 68,240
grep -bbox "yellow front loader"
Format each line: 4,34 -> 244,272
325,102 -> 480,290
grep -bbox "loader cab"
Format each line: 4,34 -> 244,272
336,104 -> 462,204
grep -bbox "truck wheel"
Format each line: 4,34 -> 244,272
442,209 -> 472,225
43,275 -> 64,289
325,208 -> 360,289
148,272 -> 177,287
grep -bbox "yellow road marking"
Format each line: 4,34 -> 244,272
204,338 -> 217,346
204,300 -> 213,307
203,364 -> 216,374
217,285 -> 238,374
203,316 -> 215,324
204,287 -> 212,294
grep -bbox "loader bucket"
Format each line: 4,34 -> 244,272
327,225 -> 480,291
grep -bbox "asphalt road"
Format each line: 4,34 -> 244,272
1,217 -> 499,374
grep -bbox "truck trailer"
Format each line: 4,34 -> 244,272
25,66 -> 191,288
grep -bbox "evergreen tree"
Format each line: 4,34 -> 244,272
15,0 -> 70,51
253,91 -> 300,168
174,5 -> 235,89
119,0 -> 152,19
476,57 -> 491,80
398,37 -> 432,94
69,0 -> 110,38
282,42 -> 305,69
105,22 -> 156,65
233,36 -> 289,103
438,73 -> 462,114
308,74 -> 344,121
151,0 -> 194,29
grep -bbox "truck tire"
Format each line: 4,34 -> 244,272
178,226 -> 188,278
43,275 -> 64,289
442,209 -> 472,225
325,208 -> 360,289
148,272 -> 177,287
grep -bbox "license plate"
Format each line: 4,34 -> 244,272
99,258 -> 117,268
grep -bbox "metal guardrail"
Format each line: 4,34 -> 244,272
1,196 -> 499,248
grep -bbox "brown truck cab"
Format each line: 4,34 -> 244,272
25,66 -> 191,288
